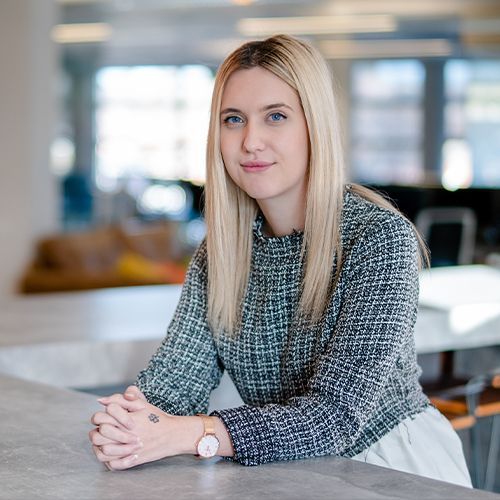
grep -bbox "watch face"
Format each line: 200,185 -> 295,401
197,435 -> 220,458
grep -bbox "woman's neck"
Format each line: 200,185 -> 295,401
258,197 -> 306,238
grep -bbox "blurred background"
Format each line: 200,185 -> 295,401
1,1 -> 500,491
1,0 -> 500,297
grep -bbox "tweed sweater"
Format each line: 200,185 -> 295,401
136,189 -> 430,466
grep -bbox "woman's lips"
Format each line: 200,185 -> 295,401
241,161 -> 274,172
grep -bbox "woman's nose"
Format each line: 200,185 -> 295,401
242,121 -> 265,153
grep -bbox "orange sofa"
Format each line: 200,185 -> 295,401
19,220 -> 190,293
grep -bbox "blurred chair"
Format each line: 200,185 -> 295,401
418,207 -> 479,407
429,396 -> 476,431
62,172 -> 93,230
467,371 -> 500,491
430,370 -> 500,490
415,207 -> 477,267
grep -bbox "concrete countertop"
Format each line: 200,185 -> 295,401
0,286 -> 182,388
1,375 -> 498,500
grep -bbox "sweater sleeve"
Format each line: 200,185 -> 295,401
135,240 -> 223,415
210,215 -> 420,466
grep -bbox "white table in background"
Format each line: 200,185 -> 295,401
0,265 -> 499,392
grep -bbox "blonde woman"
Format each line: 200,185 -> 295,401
89,35 -> 471,487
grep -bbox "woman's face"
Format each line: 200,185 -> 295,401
219,66 -> 310,208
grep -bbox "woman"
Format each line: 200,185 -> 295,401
89,34 -> 471,487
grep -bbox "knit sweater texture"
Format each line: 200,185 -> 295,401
136,189 -> 430,466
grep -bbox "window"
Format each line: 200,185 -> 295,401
95,65 -> 214,192
350,60 -> 425,185
442,60 -> 500,189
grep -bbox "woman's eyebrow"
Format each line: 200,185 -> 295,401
220,103 -> 294,115
260,102 -> 294,112
220,107 -> 240,115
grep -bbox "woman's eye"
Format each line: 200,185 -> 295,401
269,112 -> 286,122
224,116 -> 243,125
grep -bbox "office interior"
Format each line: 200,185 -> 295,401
1,0 -> 500,495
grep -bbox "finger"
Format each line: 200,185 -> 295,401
93,444 -> 124,464
124,385 -> 147,402
97,394 -> 146,412
91,411 -> 125,428
103,461 -> 114,471
99,423 -> 140,445
97,392 -> 125,406
105,403 -> 135,430
101,441 -> 143,457
97,392 -> 121,402
107,454 -> 140,471
89,428 -> 119,447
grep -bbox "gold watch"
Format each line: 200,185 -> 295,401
195,414 -> 220,458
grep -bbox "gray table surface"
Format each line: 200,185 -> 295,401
1,375 -> 498,500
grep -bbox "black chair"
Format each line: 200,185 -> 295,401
415,207 -> 477,267
430,369 -> 500,490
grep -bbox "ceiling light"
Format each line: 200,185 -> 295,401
238,15 -> 397,37
56,0 -> 111,3
319,39 -> 453,59
327,0 -> 500,18
51,23 -> 112,44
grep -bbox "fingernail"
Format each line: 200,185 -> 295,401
125,392 -> 134,398
97,397 -> 108,403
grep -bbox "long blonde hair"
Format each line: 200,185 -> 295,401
205,34 -> 427,336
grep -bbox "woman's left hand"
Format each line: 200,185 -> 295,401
91,399 -> 192,471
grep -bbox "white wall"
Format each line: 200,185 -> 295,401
0,0 -> 59,300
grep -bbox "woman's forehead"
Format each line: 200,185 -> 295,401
221,67 -> 299,108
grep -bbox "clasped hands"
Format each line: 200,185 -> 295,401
89,385 -> 181,471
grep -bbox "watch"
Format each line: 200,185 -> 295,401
195,414 -> 220,458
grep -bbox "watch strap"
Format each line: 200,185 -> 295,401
196,414 -> 216,436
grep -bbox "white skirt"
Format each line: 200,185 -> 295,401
351,406 -> 472,488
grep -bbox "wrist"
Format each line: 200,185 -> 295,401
171,414 -> 234,458
173,415 -> 204,455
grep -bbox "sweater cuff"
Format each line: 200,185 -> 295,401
210,406 -> 275,466
142,391 -> 191,416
